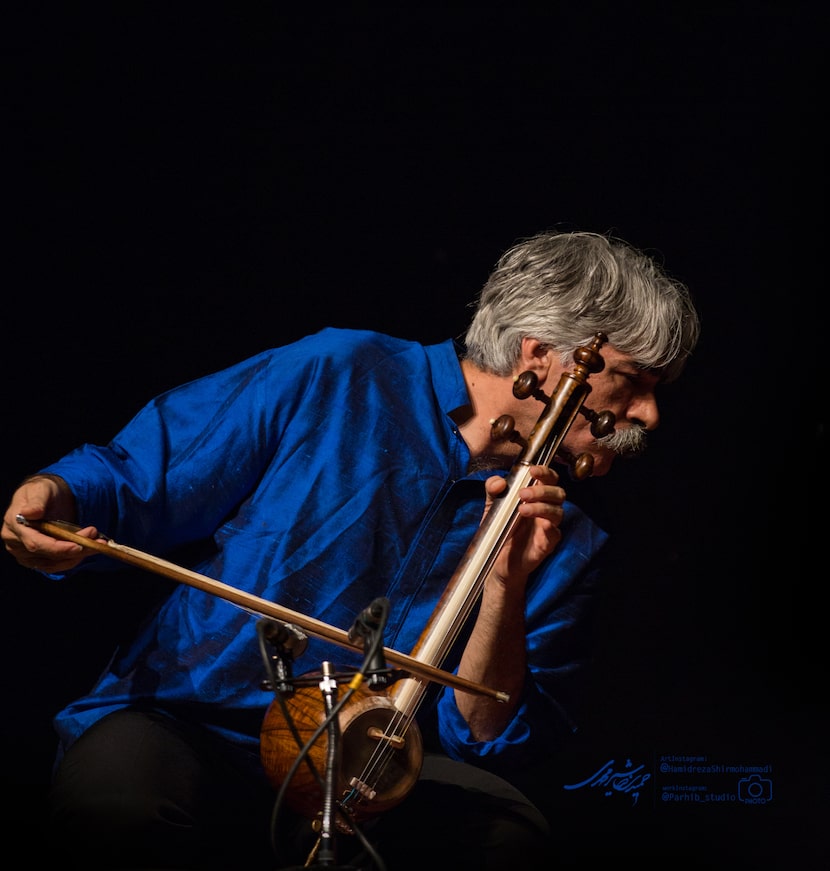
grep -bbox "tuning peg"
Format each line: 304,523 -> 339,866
569,452 -> 594,480
579,407 -> 616,438
490,414 -> 527,449
512,371 -> 548,402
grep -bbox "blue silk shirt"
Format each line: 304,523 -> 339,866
41,328 -> 608,784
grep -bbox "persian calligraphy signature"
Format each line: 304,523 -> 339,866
563,758 -> 651,806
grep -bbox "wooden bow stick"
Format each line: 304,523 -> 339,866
17,516 -> 508,702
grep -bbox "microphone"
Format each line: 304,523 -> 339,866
347,597 -> 388,644
348,597 -> 391,688
261,619 -> 309,656
257,618 -> 309,696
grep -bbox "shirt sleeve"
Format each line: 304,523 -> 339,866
432,504 -> 608,787
38,345 -> 306,558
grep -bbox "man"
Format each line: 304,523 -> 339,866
3,229 -> 700,869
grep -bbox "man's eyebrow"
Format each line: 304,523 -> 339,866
612,361 -> 663,381
609,360 -> 643,374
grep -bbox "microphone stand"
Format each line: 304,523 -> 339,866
274,602 -> 392,871
312,661 -> 358,869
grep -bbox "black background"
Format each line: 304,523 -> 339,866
4,5 -> 826,867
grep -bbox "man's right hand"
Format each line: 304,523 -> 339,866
2,475 -> 93,572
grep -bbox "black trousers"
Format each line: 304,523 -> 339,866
47,709 -> 551,870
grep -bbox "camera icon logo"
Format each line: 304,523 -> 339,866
737,774 -> 772,804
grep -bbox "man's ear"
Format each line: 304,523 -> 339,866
518,337 -> 556,382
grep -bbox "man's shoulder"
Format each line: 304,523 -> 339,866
298,327 -> 453,369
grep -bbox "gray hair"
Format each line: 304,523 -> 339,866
463,230 -> 700,383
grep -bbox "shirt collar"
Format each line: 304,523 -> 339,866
424,339 -> 471,418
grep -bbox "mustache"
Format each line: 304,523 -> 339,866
595,423 -> 647,459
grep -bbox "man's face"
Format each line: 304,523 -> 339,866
559,344 -> 661,478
